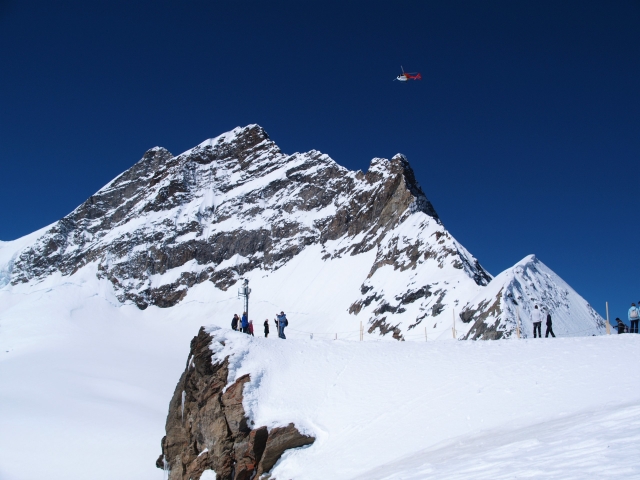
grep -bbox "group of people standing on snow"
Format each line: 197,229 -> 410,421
531,305 -> 555,338
231,313 -> 253,335
613,302 -> 640,334
231,311 -> 289,339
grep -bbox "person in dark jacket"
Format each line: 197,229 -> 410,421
231,314 -> 239,331
615,318 -> 628,334
545,312 -> 555,338
241,312 -> 249,334
264,319 -> 270,338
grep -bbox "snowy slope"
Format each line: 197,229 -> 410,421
1,276 -> 638,480
355,403 -> 640,479
0,224 -> 52,287
201,327 -> 640,480
460,255 -> 605,340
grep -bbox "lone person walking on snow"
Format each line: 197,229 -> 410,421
545,311 -> 555,338
276,311 -> 288,339
264,319 -> 270,338
532,305 -> 544,338
629,303 -> 639,334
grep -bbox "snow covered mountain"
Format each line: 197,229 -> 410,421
0,124 -> 621,480
1,125 -> 603,339
461,255 -> 606,340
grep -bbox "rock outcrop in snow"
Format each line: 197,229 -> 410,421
158,327 -> 314,480
460,255 -> 606,339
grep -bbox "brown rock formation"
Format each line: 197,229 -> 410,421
255,423 -> 318,477
157,327 -> 315,480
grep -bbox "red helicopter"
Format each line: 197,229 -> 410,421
394,66 -> 422,82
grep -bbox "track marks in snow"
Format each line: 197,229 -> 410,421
357,403 -> 640,479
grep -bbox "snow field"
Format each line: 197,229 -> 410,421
211,329 -> 640,479
0,263 -> 638,479
354,402 -> 640,479
0,237 -> 629,480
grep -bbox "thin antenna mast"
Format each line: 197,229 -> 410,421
238,279 -> 251,319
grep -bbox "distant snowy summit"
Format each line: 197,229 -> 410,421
1,125 -> 605,339
461,255 -> 604,339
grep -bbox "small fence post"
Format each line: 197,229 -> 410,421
452,309 -> 456,339
606,302 -> 611,335
360,321 -> 363,341
425,327 -> 427,342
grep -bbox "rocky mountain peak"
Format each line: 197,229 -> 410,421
7,124 -> 496,338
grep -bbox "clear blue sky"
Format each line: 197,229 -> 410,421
1,1 -> 638,322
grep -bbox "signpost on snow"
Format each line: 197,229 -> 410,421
238,279 -> 251,320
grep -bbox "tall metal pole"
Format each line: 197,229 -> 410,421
241,279 -> 250,320
516,308 -> 521,339
606,301 -> 611,335
246,279 -> 250,320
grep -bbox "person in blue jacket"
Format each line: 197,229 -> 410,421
629,303 -> 639,334
276,311 -> 288,339
241,312 -> 249,334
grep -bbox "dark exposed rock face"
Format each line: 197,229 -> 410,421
158,327 -> 314,480
461,291 -> 505,340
